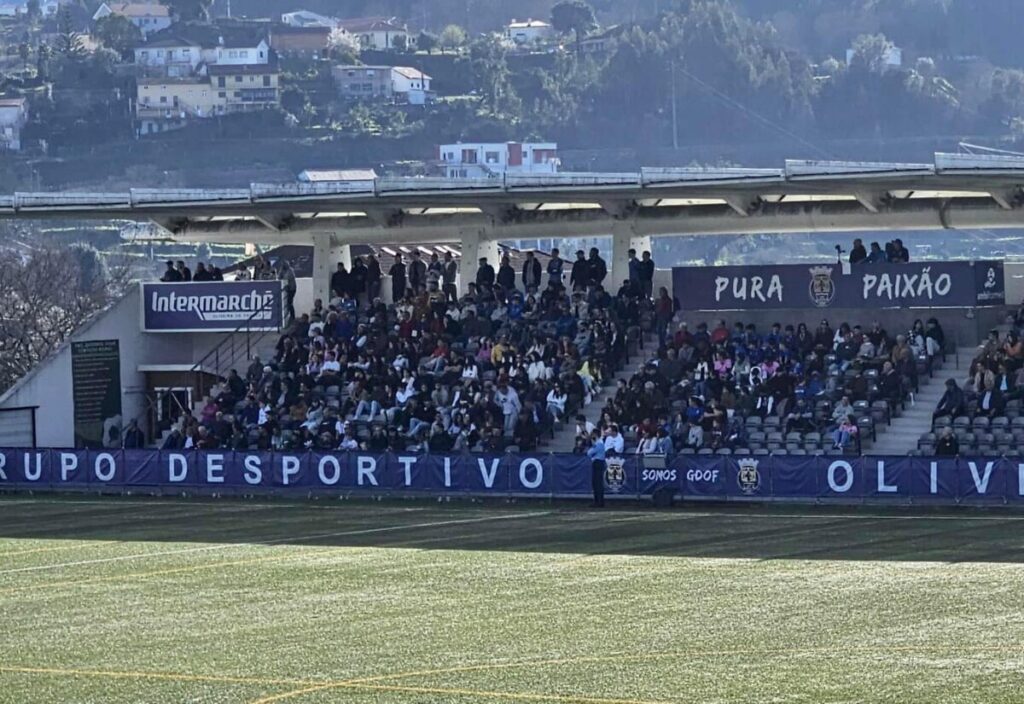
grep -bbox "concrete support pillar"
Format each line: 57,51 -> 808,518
311,233 -> 334,305
458,227 -> 500,294
610,220 -> 651,292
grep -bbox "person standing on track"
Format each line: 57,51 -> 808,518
587,429 -> 607,508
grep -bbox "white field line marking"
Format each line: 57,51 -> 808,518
0,497 -> 431,511
0,511 -> 553,576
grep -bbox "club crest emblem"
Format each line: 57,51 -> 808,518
737,458 -> 761,496
605,457 -> 626,493
808,265 -> 835,308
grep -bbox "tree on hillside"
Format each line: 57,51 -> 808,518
848,33 -> 896,74
55,6 -> 85,60
26,0 -> 40,21
551,0 -> 596,56
418,30 -> 438,55
439,24 -> 467,54
166,0 -> 212,22
94,14 -> 142,59
392,33 -> 408,52
327,28 -> 360,63
467,34 -> 521,119
17,43 -> 30,73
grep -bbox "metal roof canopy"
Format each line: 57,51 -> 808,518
3,153 -> 1024,243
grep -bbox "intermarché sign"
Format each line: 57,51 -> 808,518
141,281 -> 283,332
672,260 -> 1005,310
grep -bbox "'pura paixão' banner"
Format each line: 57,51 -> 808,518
2,449 -> 1024,505
672,260 -> 1005,310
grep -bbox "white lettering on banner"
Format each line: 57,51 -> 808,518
94,453 -> 116,482
243,455 -> 262,485
714,275 -> 783,303
24,453 -> 41,481
876,461 -> 897,493
60,452 -> 77,481
443,457 -> 452,487
477,458 -> 500,488
1019,464 -> 1024,496
149,288 -> 276,323
685,469 -> 716,483
281,456 -> 300,486
398,456 -> 416,486
357,456 -> 378,486
168,454 -> 187,482
206,454 -> 224,484
828,461 -> 854,493
968,461 -> 994,494
862,268 -> 953,302
0,454 -> 7,480
519,458 -> 543,489
931,461 -> 938,494
318,455 -> 341,486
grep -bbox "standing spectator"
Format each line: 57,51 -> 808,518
331,262 -> 349,300
521,250 -> 541,292
366,254 -> 382,302
427,252 -> 443,291
890,238 -> 910,263
193,262 -> 212,281
389,254 -> 407,302
654,287 -> 674,347
442,251 -> 459,302
408,251 -> 427,293
497,255 -> 516,291
547,247 -> 564,289
570,250 -> 588,291
495,380 -> 521,436
866,242 -> 887,264
161,260 -> 182,282
849,239 -> 867,265
627,249 -> 641,290
587,429 -> 607,508
476,256 -> 495,289
176,260 -> 192,281
587,247 -> 608,288
279,260 -> 297,323
122,419 -> 145,449
638,251 -> 655,299
350,256 -> 368,303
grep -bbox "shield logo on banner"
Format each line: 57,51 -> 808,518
737,458 -> 761,495
605,457 -> 626,493
807,266 -> 836,308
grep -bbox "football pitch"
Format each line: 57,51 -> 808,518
2,497 -> 1024,703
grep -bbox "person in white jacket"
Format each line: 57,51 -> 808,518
636,432 -> 658,455
546,384 -> 567,421
495,381 -> 521,436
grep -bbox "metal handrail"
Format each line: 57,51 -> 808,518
190,292 -> 282,386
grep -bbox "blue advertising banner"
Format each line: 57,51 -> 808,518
4,449 -> 1024,506
672,260 -> 1004,310
141,281 -> 283,332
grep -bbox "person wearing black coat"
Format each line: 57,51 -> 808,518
497,255 -> 516,291
933,379 -> 965,421
476,257 -> 495,289
935,427 -> 959,456
388,255 -> 407,302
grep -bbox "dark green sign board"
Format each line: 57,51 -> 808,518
71,340 -> 123,449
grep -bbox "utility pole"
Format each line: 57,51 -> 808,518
670,57 -> 679,150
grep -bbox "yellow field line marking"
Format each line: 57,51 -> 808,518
0,664 -> 310,687
248,680 -> 667,704
344,643 -> 1024,686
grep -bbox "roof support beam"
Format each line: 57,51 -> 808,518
362,207 -> 405,227
853,190 -> 890,214
150,217 -> 187,236
599,199 -> 639,219
479,204 -> 521,224
254,212 -> 294,231
721,195 -> 760,217
989,188 -> 1022,210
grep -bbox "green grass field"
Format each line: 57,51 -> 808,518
2,496 -> 1024,703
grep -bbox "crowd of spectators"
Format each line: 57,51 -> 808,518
588,316 -> 944,457
847,238 -> 911,265
159,260 -> 226,282
161,246 -> 662,455
924,318 -> 1024,456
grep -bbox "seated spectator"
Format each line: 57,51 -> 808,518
832,415 -> 859,450
935,426 -> 959,457
933,379 -> 965,421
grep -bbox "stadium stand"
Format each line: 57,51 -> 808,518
153,243 -> 946,459
924,322 -> 1024,457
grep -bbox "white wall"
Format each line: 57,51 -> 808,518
0,286 -> 162,448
